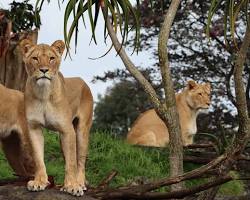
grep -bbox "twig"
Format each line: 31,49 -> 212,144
184,155 -> 215,164
97,170 -> 118,189
185,143 -> 214,149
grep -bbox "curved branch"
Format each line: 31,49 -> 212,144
101,9 -> 162,113
90,175 -> 232,200
233,26 -> 250,135
158,1 -> 181,106
225,64 -> 236,106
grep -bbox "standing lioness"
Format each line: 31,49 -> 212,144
20,39 -> 93,196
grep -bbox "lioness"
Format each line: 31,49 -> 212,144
127,80 -> 211,147
0,84 -> 35,176
20,39 -> 93,196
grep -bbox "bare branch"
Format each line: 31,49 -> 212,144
97,170 -> 118,189
137,154 -> 225,192
89,175 -> 232,200
225,64 -> 236,106
233,26 -> 250,136
101,9 -> 162,113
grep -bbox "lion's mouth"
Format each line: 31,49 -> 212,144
199,105 -> 209,110
36,76 -> 51,81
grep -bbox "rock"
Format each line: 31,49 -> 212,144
0,185 -> 97,200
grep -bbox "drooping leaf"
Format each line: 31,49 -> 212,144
36,0 -> 141,55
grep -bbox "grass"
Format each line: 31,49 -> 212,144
0,155 -> 13,179
0,130 -> 245,195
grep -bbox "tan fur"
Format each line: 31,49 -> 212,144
127,80 -> 211,147
20,39 -> 93,196
0,84 -> 35,176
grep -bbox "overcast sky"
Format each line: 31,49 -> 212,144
1,0 -> 155,101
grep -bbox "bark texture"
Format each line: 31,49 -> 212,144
157,0 -> 183,191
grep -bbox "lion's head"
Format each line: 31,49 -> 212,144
185,80 -> 211,110
20,39 -> 65,86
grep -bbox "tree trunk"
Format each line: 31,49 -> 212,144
157,0 -> 183,191
101,0 -> 184,192
0,30 -> 38,91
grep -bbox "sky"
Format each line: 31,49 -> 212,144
0,0 -> 155,102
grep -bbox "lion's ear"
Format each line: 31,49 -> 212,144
187,80 -> 197,90
19,39 -> 34,55
204,82 -> 211,91
51,40 -> 65,55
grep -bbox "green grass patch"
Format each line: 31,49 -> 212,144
87,132 -> 170,187
0,131 -> 245,195
0,150 -> 13,178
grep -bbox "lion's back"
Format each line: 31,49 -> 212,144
126,109 -> 169,147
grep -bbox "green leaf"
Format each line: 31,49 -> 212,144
64,0 -> 78,49
117,0 -> 129,50
39,0 -> 141,55
88,0 -> 97,44
124,0 -> 140,53
105,0 -> 118,33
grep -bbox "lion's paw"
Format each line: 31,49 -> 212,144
27,180 -> 49,191
60,184 -> 84,196
77,175 -> 88,191
79,183 -> 87,191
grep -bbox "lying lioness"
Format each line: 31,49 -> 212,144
0,84 -> 35,176
127,80 -> 211,147
20,39 -> 93,196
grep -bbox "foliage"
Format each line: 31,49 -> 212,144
0,130 -> 245,195
3,0 -> 41,32
35,0 -> 140,53
207,0 -> 249,45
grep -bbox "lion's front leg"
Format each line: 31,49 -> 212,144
60,126 -> 84,196
27,127 -> 49,191
183,134 -> 194,146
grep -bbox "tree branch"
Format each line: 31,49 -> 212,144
100,8 -> 162,113
233,25 -> 250,138
86,154 -> 226,199
89,175 -> 232,200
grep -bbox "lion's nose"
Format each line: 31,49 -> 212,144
40,68 -> 49,74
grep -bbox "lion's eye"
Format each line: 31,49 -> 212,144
198,93 -> 202,96
32,57 -> 38,61
50,57 -> 55,61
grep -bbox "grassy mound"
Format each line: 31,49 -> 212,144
0,130 -> 244,195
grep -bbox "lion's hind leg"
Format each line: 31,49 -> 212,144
74,116 -> 92,191
1,131 -> 27,176
133,130 -> 162,147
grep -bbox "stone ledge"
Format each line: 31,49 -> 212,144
0,185 -> 97,200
